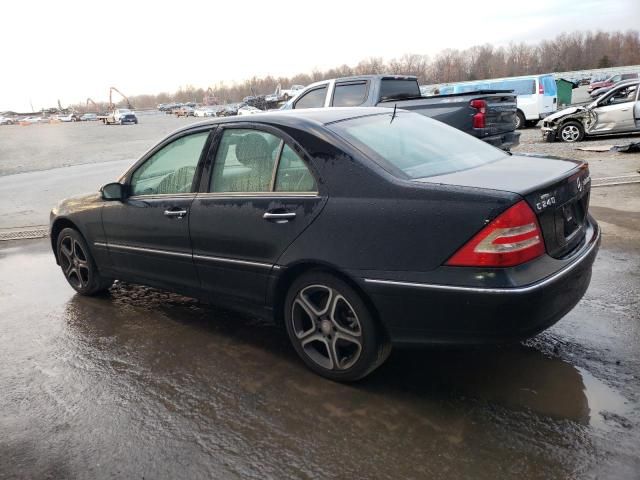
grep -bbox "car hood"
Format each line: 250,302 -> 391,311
52,192 -> 102,217
415,154 -> 582,195
590,81 -> 609,89
543,106 -> 588,122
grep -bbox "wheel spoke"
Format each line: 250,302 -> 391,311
329,294 -> 361,337
299,285 -> 333,316
300,332 -> 324,347
293,297 -> 318,323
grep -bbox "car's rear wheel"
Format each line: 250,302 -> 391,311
559,121 -> 585,142
284,271 -> 391,382
56,228 -> 112,295
514,111 -> 526,129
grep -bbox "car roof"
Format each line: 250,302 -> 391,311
171,107 -> 392,135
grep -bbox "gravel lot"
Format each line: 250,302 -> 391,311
513,128 -> 640,179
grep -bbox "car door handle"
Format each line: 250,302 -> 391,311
164,209 -> 188,218
263,212 -> 296,222
620,108 -> 629,111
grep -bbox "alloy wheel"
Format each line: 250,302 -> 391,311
561,125 -> 580,142
59,235 -> 90,289
291,284 -> 363,371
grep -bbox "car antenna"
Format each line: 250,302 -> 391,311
390,104 -> 397,123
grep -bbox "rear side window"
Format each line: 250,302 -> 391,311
329,112 -> 506,179
332,82 -> 368,107
379,79 -> 421,101
294,86 -> 327,109
211,129 -> 281,192
274,145 -> 317,192
210,129 -> 317,193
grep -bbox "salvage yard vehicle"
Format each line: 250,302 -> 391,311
542,80 -> 639,142
280,84 -> 305,101
174,106 -> 195,117
283,75 -> 520,151
80,113 -> 98,121
435,74 -> 558,129
237,105 -> 262,115
99,108 -> 138,125
587,72 -> 638,94
50,107 -> 600,381
0,116 -> 15,125
57,112 -> 81,122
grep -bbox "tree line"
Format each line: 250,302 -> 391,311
76,30 -> 640,110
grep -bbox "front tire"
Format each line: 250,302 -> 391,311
514,111 -> 526,129
56,228 -> 112,295
284,271 -> 390,382
559,121 -> 585,142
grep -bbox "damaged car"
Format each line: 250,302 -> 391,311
542,80 -> 640,142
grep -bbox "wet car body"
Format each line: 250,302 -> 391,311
50,108 -> 599,379
542,80 -> 640,142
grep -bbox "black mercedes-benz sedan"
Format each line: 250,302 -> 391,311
50,107 -> 600,381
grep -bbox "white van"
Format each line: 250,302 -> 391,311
436,74 -> 558,129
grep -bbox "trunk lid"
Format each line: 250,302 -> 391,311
416,154 -> 591,258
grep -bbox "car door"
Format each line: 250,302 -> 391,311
189,124 -> 327,306
591,85 -> 638,133
101,127 -> 212,292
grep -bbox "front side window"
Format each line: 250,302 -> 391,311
130,131 -> 209,195
329,111 -> 506,179
332,82 -> 368,107
294,86 -> 327,109
210,129 -> 317,193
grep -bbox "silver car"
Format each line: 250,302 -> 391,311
542,80 -> 640,142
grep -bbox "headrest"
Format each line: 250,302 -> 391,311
236,133 -> 270,170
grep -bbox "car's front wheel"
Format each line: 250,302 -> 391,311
284,271 -> 391,382
56,228 -> 112,295
559,121 -> 585,142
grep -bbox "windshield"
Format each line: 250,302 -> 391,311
328,112 -> 507,179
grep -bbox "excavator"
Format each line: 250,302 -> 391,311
203,87 -> 218,106
86,98 -> 100,113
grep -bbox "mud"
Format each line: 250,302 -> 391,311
1,226 -> 639,479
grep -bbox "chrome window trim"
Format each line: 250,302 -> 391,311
364,227 -> 600,295
127,193 -> 197,200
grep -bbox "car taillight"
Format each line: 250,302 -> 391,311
470,99 -> 486,129
445,200 -> 545,267
538,82 -> 544,94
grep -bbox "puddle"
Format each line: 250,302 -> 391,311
578,366 -> 633,430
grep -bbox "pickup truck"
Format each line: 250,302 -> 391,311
282,75 -> 519,150
98,108 -> 138,125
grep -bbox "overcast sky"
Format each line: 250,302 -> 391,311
2,0 -> 638,111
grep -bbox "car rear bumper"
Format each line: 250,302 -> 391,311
482,130 -> 520,151
358,217 -> 600,346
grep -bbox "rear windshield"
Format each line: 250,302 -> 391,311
328,112 -> 506,179
379,79 -> 421,101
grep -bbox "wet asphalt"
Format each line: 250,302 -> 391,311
1,203 -> 639,479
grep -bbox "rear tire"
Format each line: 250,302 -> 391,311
514,111 -> 526,129
284,270 -> 391,382
56,228 -> 112,296
559,121 -> 585,142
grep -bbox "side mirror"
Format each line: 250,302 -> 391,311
101,182 -> 125,201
